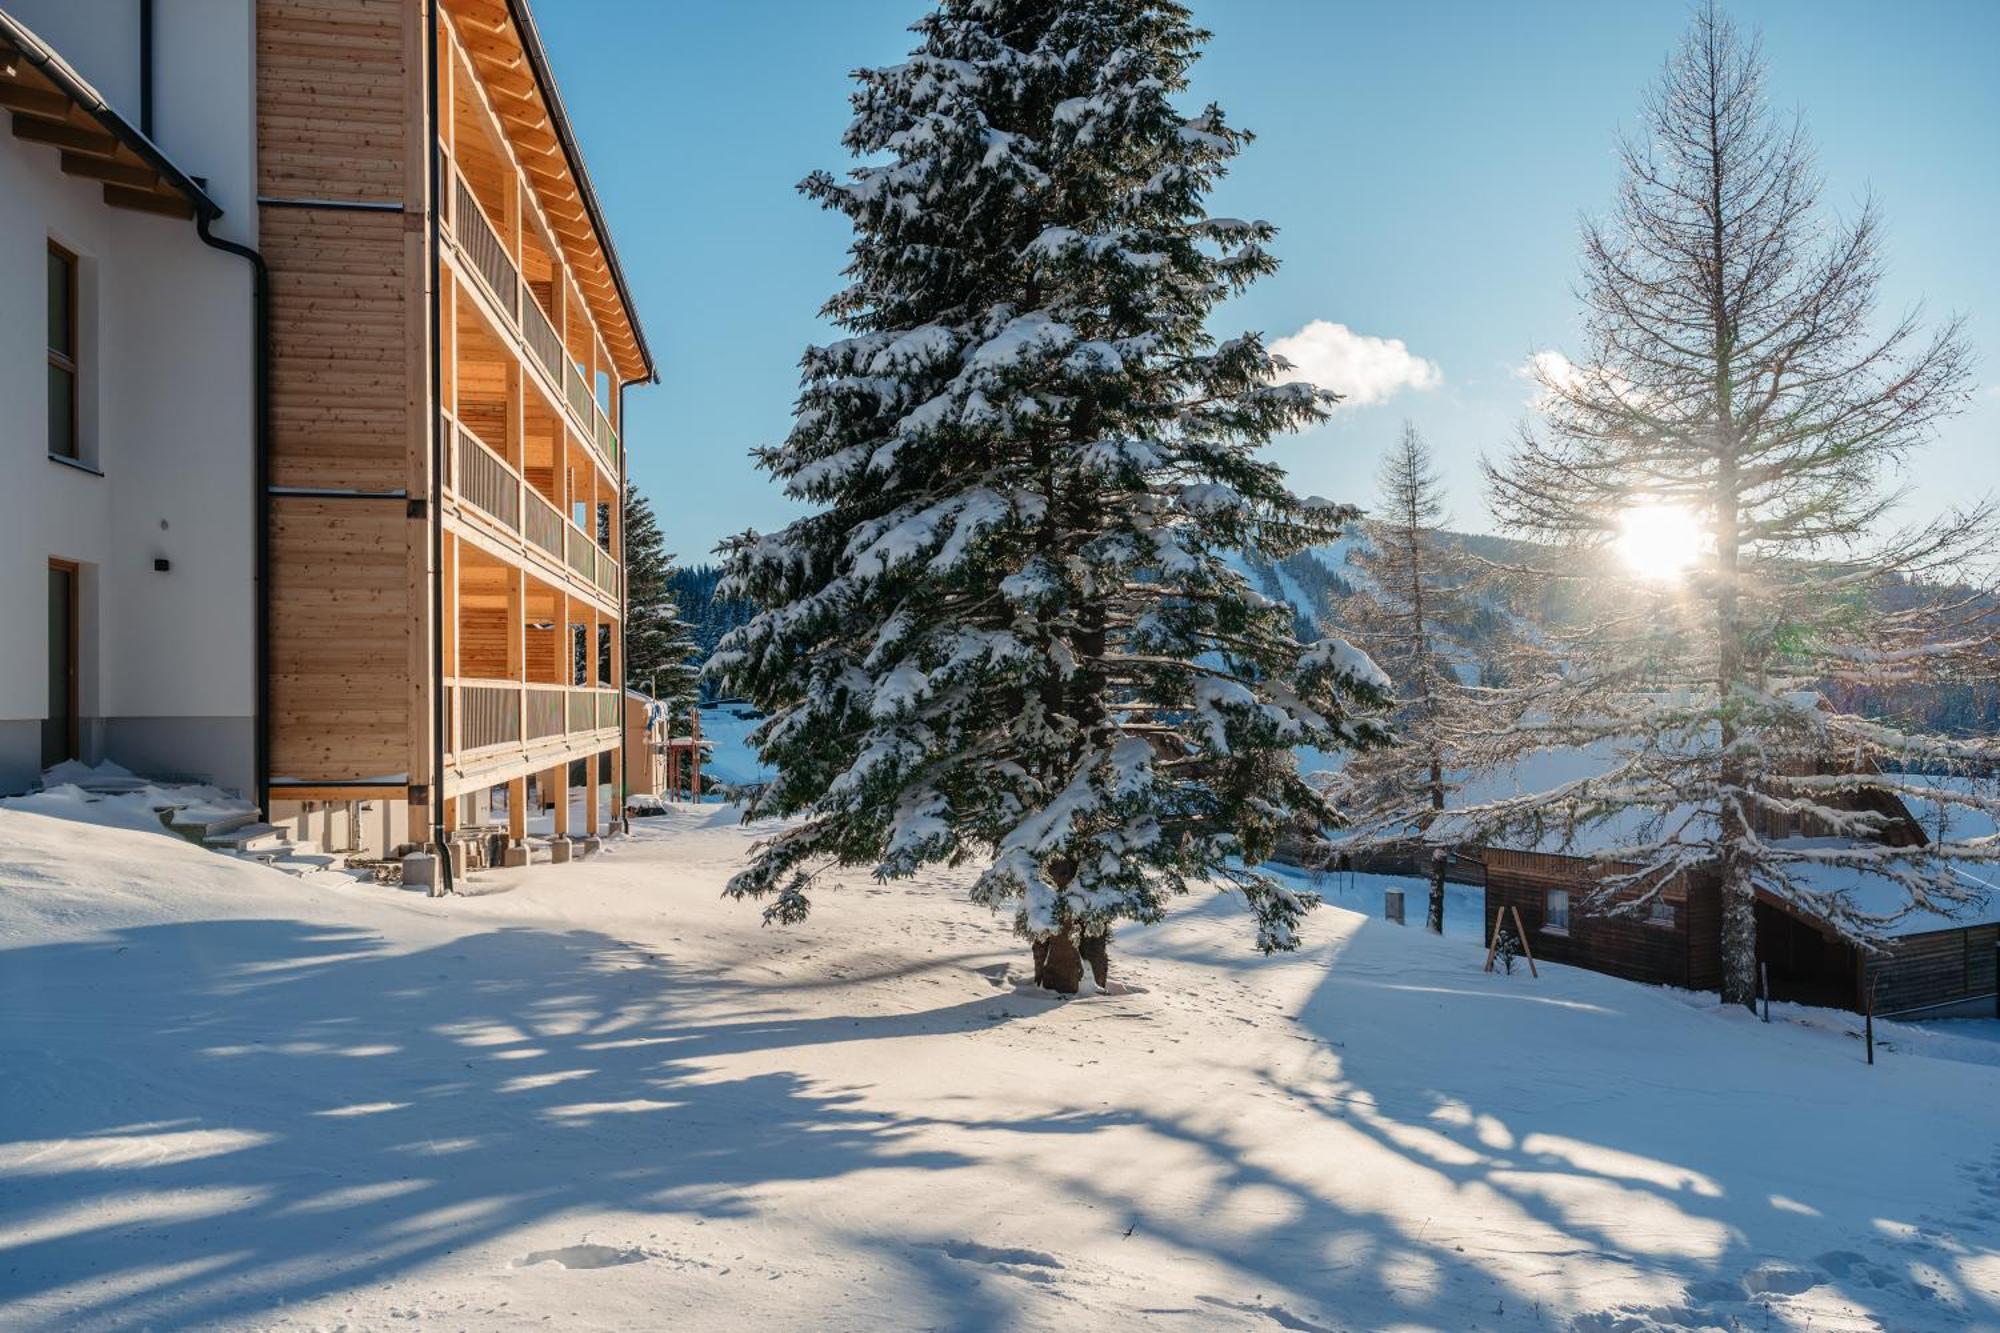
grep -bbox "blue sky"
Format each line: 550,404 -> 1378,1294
537,1 -> 2000,562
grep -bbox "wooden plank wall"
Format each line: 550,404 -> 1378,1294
1482,849 -> 1695,990
269,501 -> 409,778
258,0 -> 432,801
1872,924 -> 1998,1015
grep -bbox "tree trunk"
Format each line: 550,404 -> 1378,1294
1720,862 -> 1758,1009
1034,933 -> 1085,994
1426,849 -> 1446,935
1080,932 -> 1110,990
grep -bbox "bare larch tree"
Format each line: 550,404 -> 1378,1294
1329,424 -> 1491,934
1479,2 -> 1998,1008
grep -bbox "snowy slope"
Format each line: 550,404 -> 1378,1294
1,797 -> 1997,1332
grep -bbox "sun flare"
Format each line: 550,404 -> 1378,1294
1613,502 -> 1704,580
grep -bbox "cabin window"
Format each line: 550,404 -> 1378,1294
1647,899 -> 1677,928
1544,888 -> 1571,933
47,241 -> 78,459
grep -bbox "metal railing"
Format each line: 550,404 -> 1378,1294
454,422 -> 519,531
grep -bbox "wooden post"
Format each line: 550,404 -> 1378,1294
552,763 -> 569,838
1760,962 -> 1771,1022
1483,906 -> 1504,973
585,755 -> 600,835
1864,973 -> 1876,1066
688,706 -> 702,801
1509,905 -> 1538,978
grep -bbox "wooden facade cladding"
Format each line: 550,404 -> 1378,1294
268,499 -> 411,781
256,0 -> 633,822
255,0 -> 408,203
263,207 -> 411,493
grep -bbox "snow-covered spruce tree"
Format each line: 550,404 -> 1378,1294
623,485 -> 702,713
1481,3 -> 1998,1008
1327,423 -> 1491,934
712,0 -> 1391,992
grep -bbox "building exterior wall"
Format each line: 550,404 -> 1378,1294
1481,849 -> 1696,990
0,4 -> 258,795
1869,924 -> 1998,1018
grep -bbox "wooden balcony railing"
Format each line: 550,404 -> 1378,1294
438,143 -> 623,479
460,682 -> 522,752
526,686 -> 566,741
442,413 -> 618,604
524,487 -> 564,561
452,168 -> 518,320
522,289 -> 564,386
454,681 -> 620,762
455,422 -> 519,531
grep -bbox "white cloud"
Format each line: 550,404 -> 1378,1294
1515,349 -> 1582,409
1269,321 -> 1441,409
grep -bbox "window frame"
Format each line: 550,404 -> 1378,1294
46,240 -> 80,460
1543,888 -> 1571,935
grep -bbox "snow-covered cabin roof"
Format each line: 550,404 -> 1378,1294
1436,720 -> 1998,937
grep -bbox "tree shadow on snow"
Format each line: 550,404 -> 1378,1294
0,916 -> 1035,1329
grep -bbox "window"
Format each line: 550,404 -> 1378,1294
47,242 -> 78,459
1647,899 -> 1677,928
1544,888 -> 1571,934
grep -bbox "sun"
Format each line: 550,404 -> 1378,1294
1613,502 -> 1704,580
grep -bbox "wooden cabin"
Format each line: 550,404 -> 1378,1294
257,0 -> 655,857
1472,762 -> 1998,1018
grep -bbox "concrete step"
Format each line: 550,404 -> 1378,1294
169,807 -> 261,841
205,824 -> 319,856
240,849 -> 343,877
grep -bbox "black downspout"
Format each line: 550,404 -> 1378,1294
137,0 -> 154,138
196,214 -> 270,821
616,382 -> 629,833
425,0 -> 453,895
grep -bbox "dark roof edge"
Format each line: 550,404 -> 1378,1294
506,0 -> 657,384
0,7 -> 224,220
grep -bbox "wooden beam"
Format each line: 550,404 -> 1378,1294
0,81 -> 72,119
12,113 -> 118,156
102,184 -> 193,218
61,151 -> 157,189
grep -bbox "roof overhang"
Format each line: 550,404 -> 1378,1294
444,0 -> 655,384
0,7 -> 222,221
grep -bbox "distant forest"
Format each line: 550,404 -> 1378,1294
665,564 -> 756,699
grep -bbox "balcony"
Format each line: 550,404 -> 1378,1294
438,145 -> 622,475
449,679 -> 620,763
445,415 -> 618,608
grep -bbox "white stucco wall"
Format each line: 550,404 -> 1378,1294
0,2 -> 258,794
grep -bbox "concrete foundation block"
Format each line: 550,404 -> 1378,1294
548,836 -> 573,864
403,851 -> 436,891
502,840 -> 530,868
581,835 -> 603,857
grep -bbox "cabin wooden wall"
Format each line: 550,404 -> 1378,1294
258,0 -> 433,798
1869,925 -> 1998,1016
1481,849 -> 1696,990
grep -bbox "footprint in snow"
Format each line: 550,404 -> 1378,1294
513,1244 -> 651,1271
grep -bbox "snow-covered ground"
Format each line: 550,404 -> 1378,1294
2,796 -> 1997,1332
